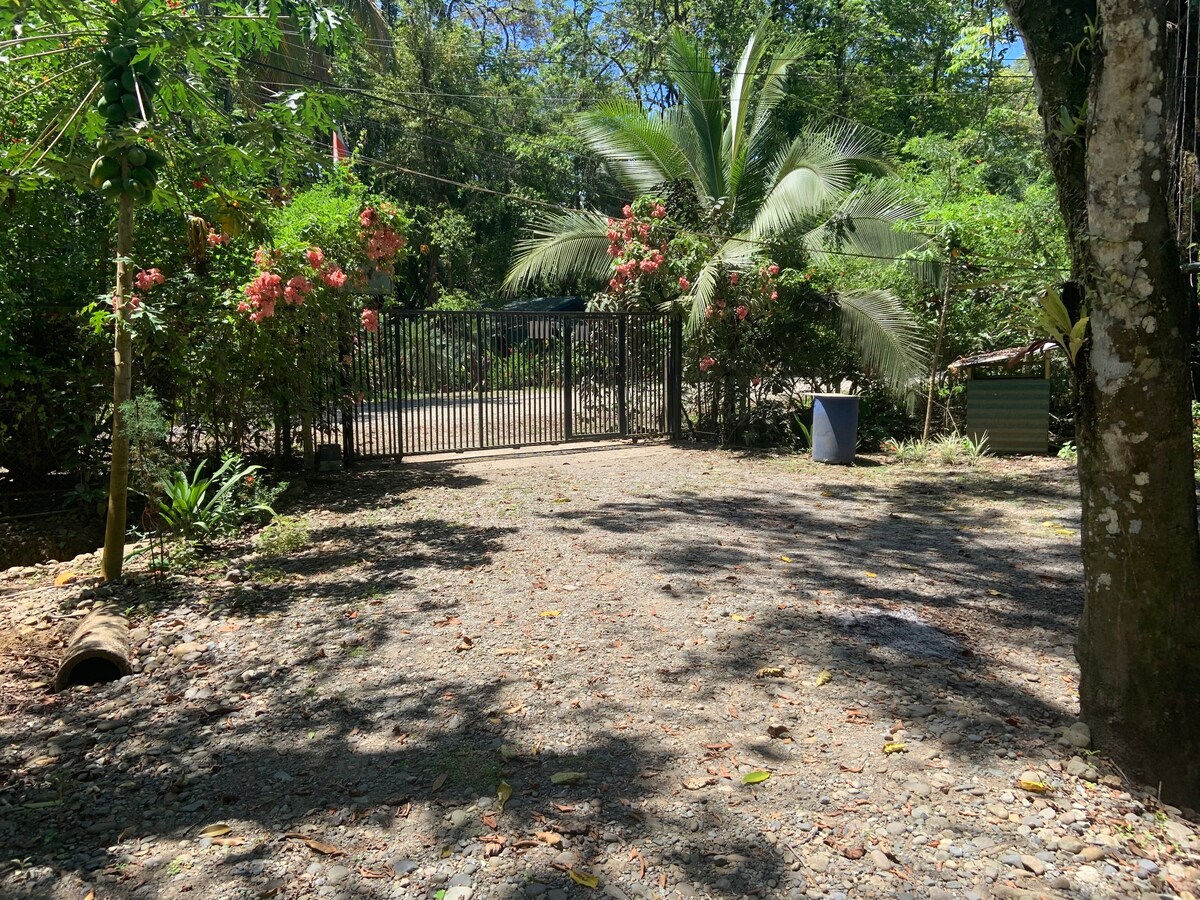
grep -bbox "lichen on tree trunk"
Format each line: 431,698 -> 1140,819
1010,0 -> 1200,805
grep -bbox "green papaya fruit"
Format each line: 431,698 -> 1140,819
142,147 -> 167,169
111,46 -> 133,67
147,63 -> 162,83
104,104 -> 125,125
103,65 -> 123,82
96,96 -> 109,113
121,93 -> 140,115
121,69 -> 136,91
129,166 -> 154,187
123,178 -> 145,199
103,80 -> 122,102
100,178 -> 122,198
89,156 -> 121,188
127,145 -> 147,167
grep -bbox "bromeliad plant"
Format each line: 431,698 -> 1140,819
157,453 -> 273,542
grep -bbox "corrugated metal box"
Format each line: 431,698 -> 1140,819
965,378 -> 1050,454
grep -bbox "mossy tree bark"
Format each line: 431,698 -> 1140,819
100,189 -> 135,582
1009,0 -> 1200,805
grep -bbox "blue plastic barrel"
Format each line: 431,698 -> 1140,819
811,394 -> 859,464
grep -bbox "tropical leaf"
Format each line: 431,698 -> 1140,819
503,209 -> 613,294
665,29 -> 726,201
835,288 -> 927,395
576,100 -> 690,192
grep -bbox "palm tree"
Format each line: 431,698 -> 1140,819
504,20 -> 931,391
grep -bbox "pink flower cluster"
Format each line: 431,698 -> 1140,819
358,206 -> 407,275
240,271 -> 282,322
699,355 -> 716,373
361,308 -> 379,333
700,260 -> 782,322
253,246 -> 280,269
284,275 -> 312,305
605,200 -> 671,296
134,267 -> 165,291
207,230 -> 230,247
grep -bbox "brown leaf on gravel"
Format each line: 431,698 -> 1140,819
283,833 -> 344,856
257,880 -> 285,897
431,773 -> 448,791
842,846 -> 866,860
639,769 -> 661,778
212,837 -> 245,847
756,666 -> 785,678
199,823 -> 233,838
767,724 -> 791,739
455,635 -> 474,652
682,776 -> 717,790
358,868 -> 388,878
536,831 -> 563,846
838,764 -> 865,774
434,615 -> 463,627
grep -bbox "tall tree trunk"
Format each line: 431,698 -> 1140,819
1010,0 -> 1200,806
100,191 -> 135,582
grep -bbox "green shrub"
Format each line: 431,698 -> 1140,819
157,452 -> 274,540
255,515 -> 310,556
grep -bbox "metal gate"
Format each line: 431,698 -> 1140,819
338,310 -> 682,459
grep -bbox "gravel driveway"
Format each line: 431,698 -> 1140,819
1,443 -> 1197,900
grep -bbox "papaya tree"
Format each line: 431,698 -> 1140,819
0,0 -> 348,580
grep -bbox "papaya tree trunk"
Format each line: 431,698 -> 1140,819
100,190 -> 135,582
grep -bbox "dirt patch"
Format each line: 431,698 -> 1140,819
0,445 -> 1196,900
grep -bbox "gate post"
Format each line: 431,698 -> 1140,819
617,316 -> 628,437
475,312 -> 486,445
563,318 -> 574,441
667,314 -> 683,439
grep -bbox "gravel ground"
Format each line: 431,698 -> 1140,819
1,443 -> 1198,900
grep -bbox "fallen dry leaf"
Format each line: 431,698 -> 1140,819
283,833 -> 344,856
199,823 -> 233,838
551,771 -> 587,785
815,670 -> 833,686
431,773 -> 448,791
882,743 -> 907,754
497,779 -> 512,811
767,724 -> 791,739
742,770 -> 771,785
536,831 -> 563,846
756,666 -> 785,678
682,776 -> 717,790
212,837 -> 246,847
538,610 -> 561,618
842,846 -> 866,860
1018,778 -> 1050,793
568,868 -> 600,889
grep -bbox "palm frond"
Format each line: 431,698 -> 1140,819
727,19 -> 773,175
503,209 -> 614,295
802,181 -> 933,275
677,235 -> 759,332
575,99 -> 690,192
835,288 -> 927,395
666,28 -> 726,201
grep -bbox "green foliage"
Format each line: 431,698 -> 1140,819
156,453 -> 272,540
508,22 -> 931,398
884,430 -> 988,466
255,515 -> 310,557
118,389 -> 172,496
1057,441 -> 1078,463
